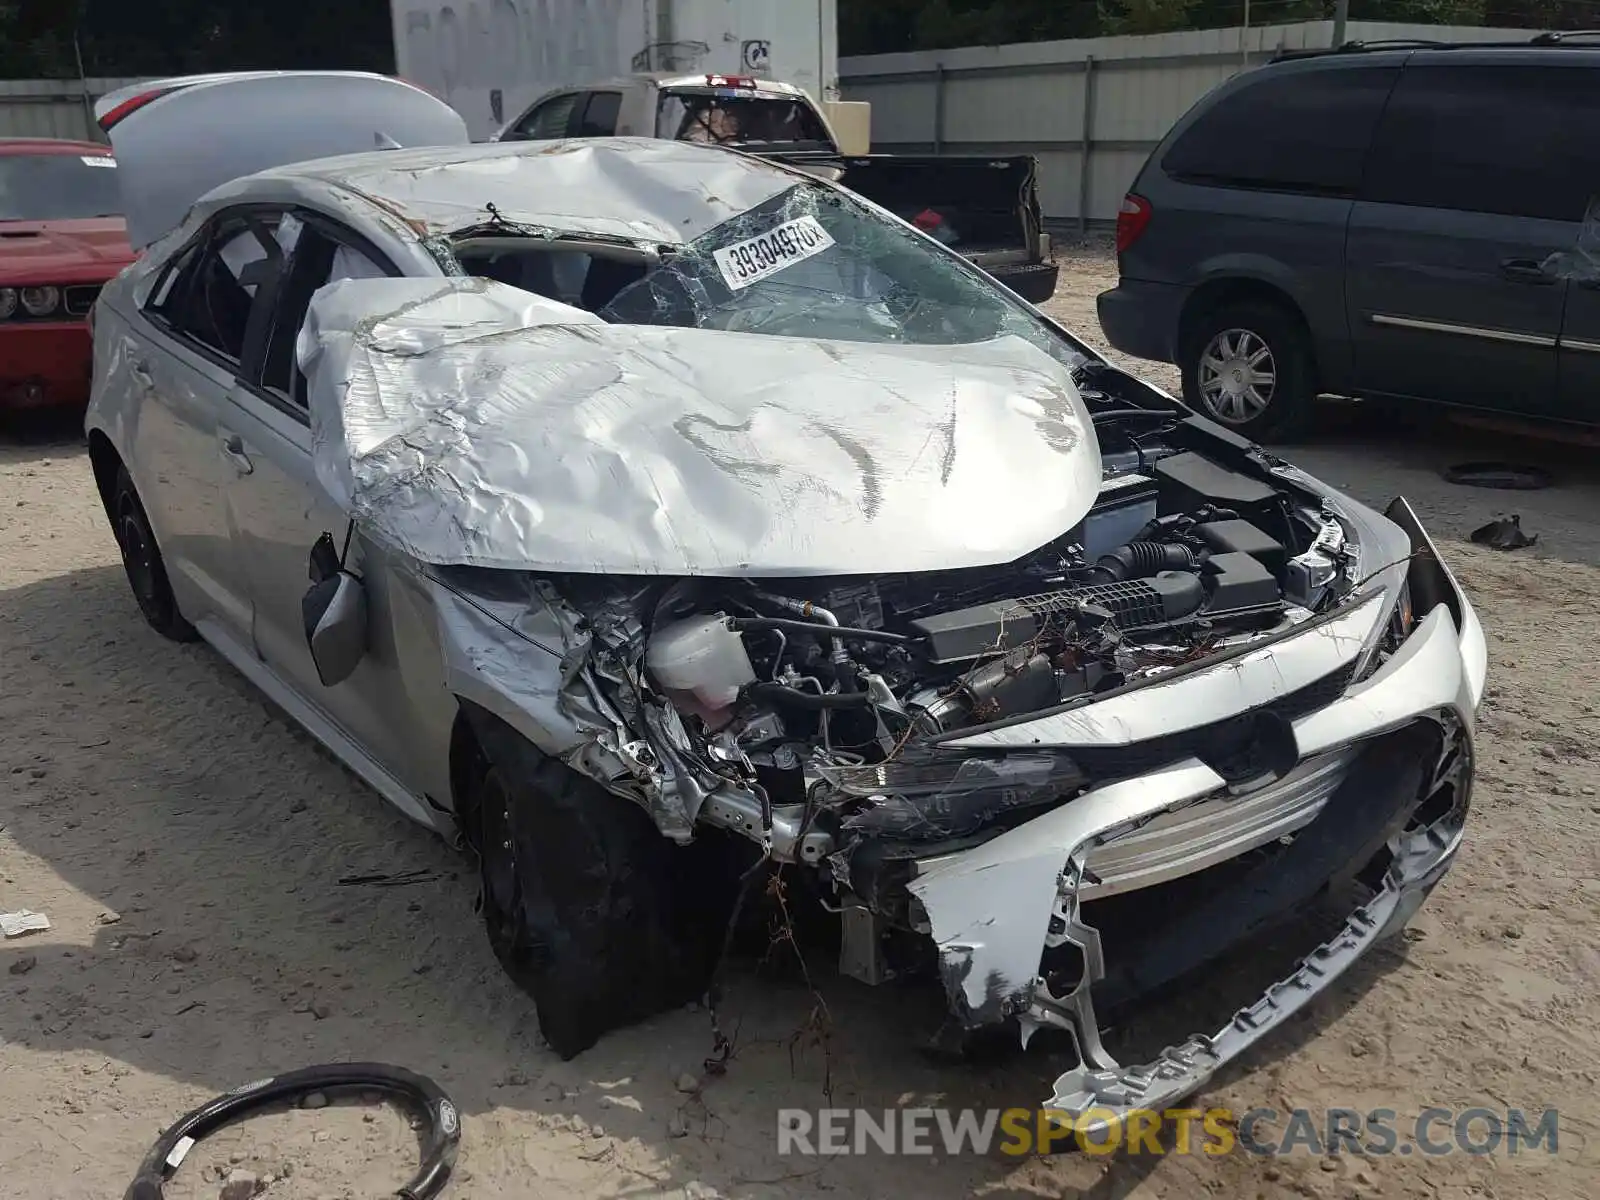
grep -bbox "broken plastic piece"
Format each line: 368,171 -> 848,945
122,1062 -> 459,1200
1469,513 -> 1537,551
0,909 -> 51,938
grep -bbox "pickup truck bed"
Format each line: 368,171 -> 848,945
830,154 -> 1059,303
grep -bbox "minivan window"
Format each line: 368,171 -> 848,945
1161,66 -> 1399,196
1362,65 -> 1600,223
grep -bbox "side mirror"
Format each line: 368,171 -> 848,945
301,532 -> 367,688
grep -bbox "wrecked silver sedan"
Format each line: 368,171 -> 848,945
86,72 -> 1485,1122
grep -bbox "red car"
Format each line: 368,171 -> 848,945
1,138 -> 136,410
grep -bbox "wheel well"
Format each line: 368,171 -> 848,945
448,702 -> 491,856
1178,278 -> 1313,360
86,429 -> 122,516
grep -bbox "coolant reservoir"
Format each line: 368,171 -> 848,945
645,614 -> 757,721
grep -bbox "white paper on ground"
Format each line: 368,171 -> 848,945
0,910 -> 52,937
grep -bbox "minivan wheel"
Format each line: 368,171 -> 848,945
463,708 -> 722,1059
111,466 -> 198,642
1181,301 -> 1316,441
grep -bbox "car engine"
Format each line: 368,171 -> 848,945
548,405 -> 1364,874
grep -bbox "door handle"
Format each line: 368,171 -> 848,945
1499,258 -> 1557,286
221,433 -> 254,476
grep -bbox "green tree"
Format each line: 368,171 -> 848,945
1098,0 -> 1199,36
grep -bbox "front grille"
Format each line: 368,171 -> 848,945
1067,660 -> 1359,784
63,285 -> 101,318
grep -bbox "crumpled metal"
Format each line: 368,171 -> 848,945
299,137 -> 805,245
298,275 -> 1100,577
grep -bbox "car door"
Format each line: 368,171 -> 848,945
215,210 -> 437,809
499,90 -> 583,142
1346,58 -> 1585,418
1556,192 -> 1600,419
127,210 -> 284,640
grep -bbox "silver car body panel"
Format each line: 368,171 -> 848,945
297,275 -> 1098,575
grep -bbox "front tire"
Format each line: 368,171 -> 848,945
1180,300 -> 1316,441
463,707 -> 724,1059
111,466 -> 197,642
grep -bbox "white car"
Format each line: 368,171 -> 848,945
86,72 -> 1485,1124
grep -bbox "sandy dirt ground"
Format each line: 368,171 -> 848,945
3,244 -> 1599,1199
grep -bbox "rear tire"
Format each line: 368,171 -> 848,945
111,466 -> 198,642
1180,299 -> 1316,442
463,707 -> 726,1059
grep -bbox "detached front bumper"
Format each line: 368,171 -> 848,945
906,498 -> 1486,1121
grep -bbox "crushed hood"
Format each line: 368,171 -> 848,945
299,277 -> 1100,577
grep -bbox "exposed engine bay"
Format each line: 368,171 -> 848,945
536,399 -> 1369,881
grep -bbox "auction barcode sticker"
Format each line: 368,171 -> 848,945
712,215 -> 835,291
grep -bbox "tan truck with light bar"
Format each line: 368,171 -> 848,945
490,72 -> 1059,303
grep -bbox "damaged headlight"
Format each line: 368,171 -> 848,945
1335,496 -> 1417,679
820,753 -> 1086,841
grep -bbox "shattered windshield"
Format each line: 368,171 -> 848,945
599,182 -> 1083,365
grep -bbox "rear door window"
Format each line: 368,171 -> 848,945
573,91 -> 622,136
1161,65 -> 1400,196
507,92 -> 581,141
1362,64 -> 1600,222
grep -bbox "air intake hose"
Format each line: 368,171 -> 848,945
1088,540 -> 1199,583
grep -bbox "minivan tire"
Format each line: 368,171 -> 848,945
463,707 -> 722,1059
111,466 -> 199,642
1180,299 -> 1316,442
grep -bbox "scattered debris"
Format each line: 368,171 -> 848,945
1445,461 -> 1552,490
336,869 -> 444,888
0,910 -> 50,938
98,910 -> 122,926
219,1168 -> 259,1200
300,1091 -> 328,1110
674,1072 -> 699,1094
1470,514 -> 1538,551
9,954 -> 37,976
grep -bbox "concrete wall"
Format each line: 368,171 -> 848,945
839,20 -> 1544,228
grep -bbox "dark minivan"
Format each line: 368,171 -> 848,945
1097,38 -> 1600,439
